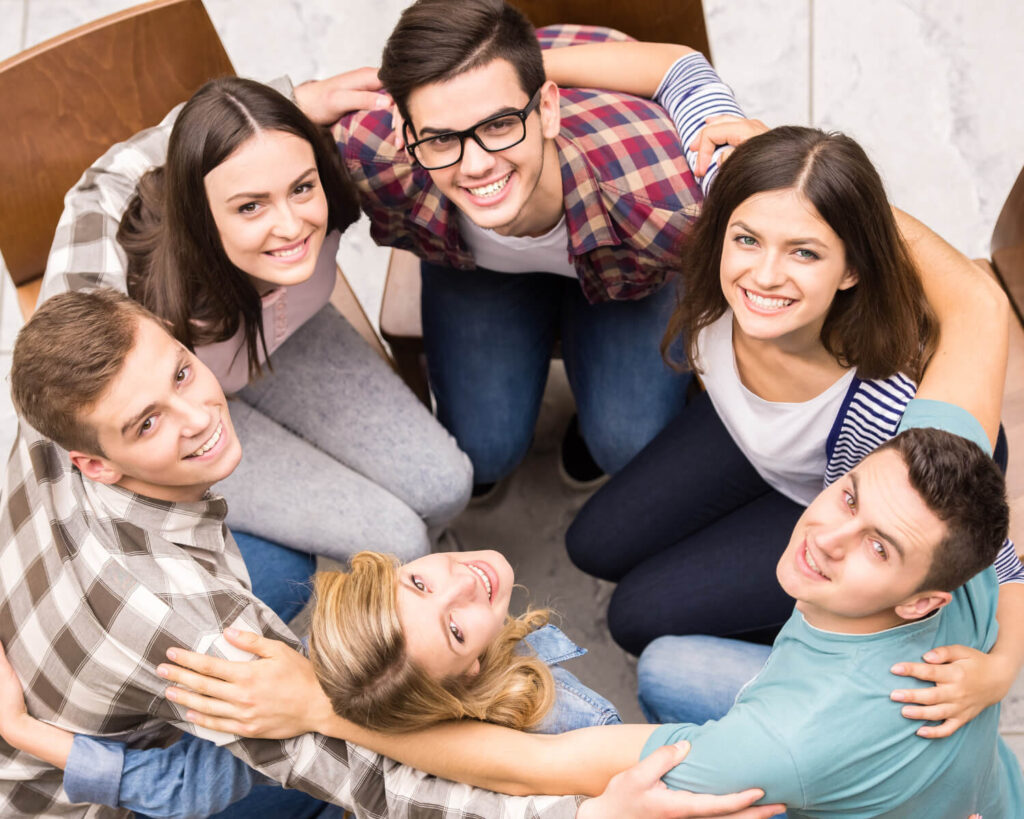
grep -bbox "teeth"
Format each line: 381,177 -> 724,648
804,546 -> 828,580
745,289 -> 794,310
468,564 -> 492,600
269,241 -> 304,258
467,173 -> 511,198
188,423 -> 222,458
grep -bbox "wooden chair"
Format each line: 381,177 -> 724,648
378,0 -> 709,403
0,0 -> 383,360
987,165 -> 1024,330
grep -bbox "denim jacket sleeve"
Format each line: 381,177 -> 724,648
524,625 -> 623,733
64,732 -> 268,819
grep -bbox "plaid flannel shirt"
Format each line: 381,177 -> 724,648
338,25 -> 703,304
0,425 -> 581,818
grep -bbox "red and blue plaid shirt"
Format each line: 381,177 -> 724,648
336,25 -> 703,304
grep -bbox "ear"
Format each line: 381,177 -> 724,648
538,80 -> 561,140
465,657 -> 482,677
68,450 -> 123,486
893,590 -> 952,622
837,267 -> 859,291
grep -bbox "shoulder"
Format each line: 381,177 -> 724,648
536,24 -> 632,50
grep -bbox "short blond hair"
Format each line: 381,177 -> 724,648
11,290 -> 156,455
309,551 -> 555,733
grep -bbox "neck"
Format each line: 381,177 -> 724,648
114,475 -> 211,504
796,601 -> 905,635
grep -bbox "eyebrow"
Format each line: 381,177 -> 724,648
401,576 -> 460,656
730,221 -> 828,248
119,349 -> 190,437
417,106 -> 522,137
225,167 -> 318,203
850,473 -> 906,560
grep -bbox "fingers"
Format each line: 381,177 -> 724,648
890,661 -> 954,684
179,708 -> 251,737
631,740 -> 691,784
890,683 -> 944,705
922,644 -> 973,664
656,788 -> 767,816
165,685 -> 244,719
157,661 -> 242,701
916,718 -> 964,739
223,628 -> 281,659
899,702 -> 956,722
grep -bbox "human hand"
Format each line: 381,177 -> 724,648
158,629 -> 334,738
294,66 -> 391,127
0,641 -> 30,745
576,741 -> 784,819
890,644 -> 1015,738
688,115 -> 768,177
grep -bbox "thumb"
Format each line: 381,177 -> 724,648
223,628 -> 276,658
632,740 -> 691,783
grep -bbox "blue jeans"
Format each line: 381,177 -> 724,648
421,263 -> 690,483
234,531 -> 315,624
637,634 -> 770,726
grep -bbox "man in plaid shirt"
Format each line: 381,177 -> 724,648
316,0 -> 742,494
0,291 -> 776,818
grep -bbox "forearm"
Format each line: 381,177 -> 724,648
543,42 -> 693,97
322,714 -> 655,797
991,581 -> 1024,692
4,714 -> 73,769
896,207 -> 1010,446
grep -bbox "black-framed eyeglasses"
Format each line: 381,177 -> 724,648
404,87 -> 544,170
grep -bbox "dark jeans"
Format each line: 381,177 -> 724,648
234,531 -> 315,624
421,262 -> 690,483
568,391 -> 1012,656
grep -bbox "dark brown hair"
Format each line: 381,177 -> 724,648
118,77 -> 360,382
11,290 -> 155,455
379,0 -> 545,126
874,428 -> 1007,592
663,126 -> 937,381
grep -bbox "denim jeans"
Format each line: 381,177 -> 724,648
421,262 -> 690,483
637,634 -> 770,726
233,531 -> 315,624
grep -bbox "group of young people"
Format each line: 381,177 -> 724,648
0,0 -> 1021,817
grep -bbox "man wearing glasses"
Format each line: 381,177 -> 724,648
311,0 -> 742,494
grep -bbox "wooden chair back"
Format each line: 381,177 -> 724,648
0,0 -> 233,313
991,165 -> 1024,328
511,0 -> 710,59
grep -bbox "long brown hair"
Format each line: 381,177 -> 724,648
117,77 -> 360,381
309,552 -> 555,733
663,126 -> 937,381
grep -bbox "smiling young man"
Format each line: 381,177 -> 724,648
0,289 -> 776,819
311,0 -> 744,492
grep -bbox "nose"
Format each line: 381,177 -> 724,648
443,564 -> 480,605
273,202 -> 303,240
175,396 -> 212,440
458,136 -> 496,178
813,517 -> 857,561
750,251 -> 786,290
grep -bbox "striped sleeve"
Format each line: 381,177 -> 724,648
994,540 -> 1024,585
654,53 -> 745,195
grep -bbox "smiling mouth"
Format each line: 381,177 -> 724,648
466,172 -> 512,198
467,563 -> 493,600
744,288 -> 794,310
803,545 -> 831,581
185,422 -> 222,459
265,236 -> 309,259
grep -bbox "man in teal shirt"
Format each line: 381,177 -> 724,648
640,422 -> 1023,817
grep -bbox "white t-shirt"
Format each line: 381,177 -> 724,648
457,211 -> 578,279
697,311 -> 855,505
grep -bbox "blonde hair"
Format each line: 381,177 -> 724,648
308,551 -> 556,733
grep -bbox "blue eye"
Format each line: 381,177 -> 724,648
795,248 -> 820,260
735,235 -> 757,246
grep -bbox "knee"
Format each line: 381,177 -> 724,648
576,410 -> 669,476
415,447 -> 474,527
605,581 -> 658,656
455,423 -> 534,485
637,637 -> 693,723
565,501 -> 628,581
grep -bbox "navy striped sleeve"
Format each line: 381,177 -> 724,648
654,53 -> 746,195
994,540 -> 1024,585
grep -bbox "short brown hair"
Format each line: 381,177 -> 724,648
309,551 -> 555,733
380,0 -> 545,124
11,289 -> 154,455
874,428 -> 1008,592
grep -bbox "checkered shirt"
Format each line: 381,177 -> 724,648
0,425 -> 581,818
338,25 -> 703,304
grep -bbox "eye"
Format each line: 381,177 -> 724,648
449,619 -> 465,644
138,416 -> 157,437
481,116 -> 518,135
237,202 -> 260,215
843,490 -> 856,512
734,235 -> 757,247
870,540 -> 888,561
175,365 -> 191,384
795,248 -> 820,260
410,574 -> 426,592
428,133 -> 458,149
293,181 -> 316,196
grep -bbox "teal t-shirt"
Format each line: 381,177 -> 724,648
641,569 -> 1024,817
